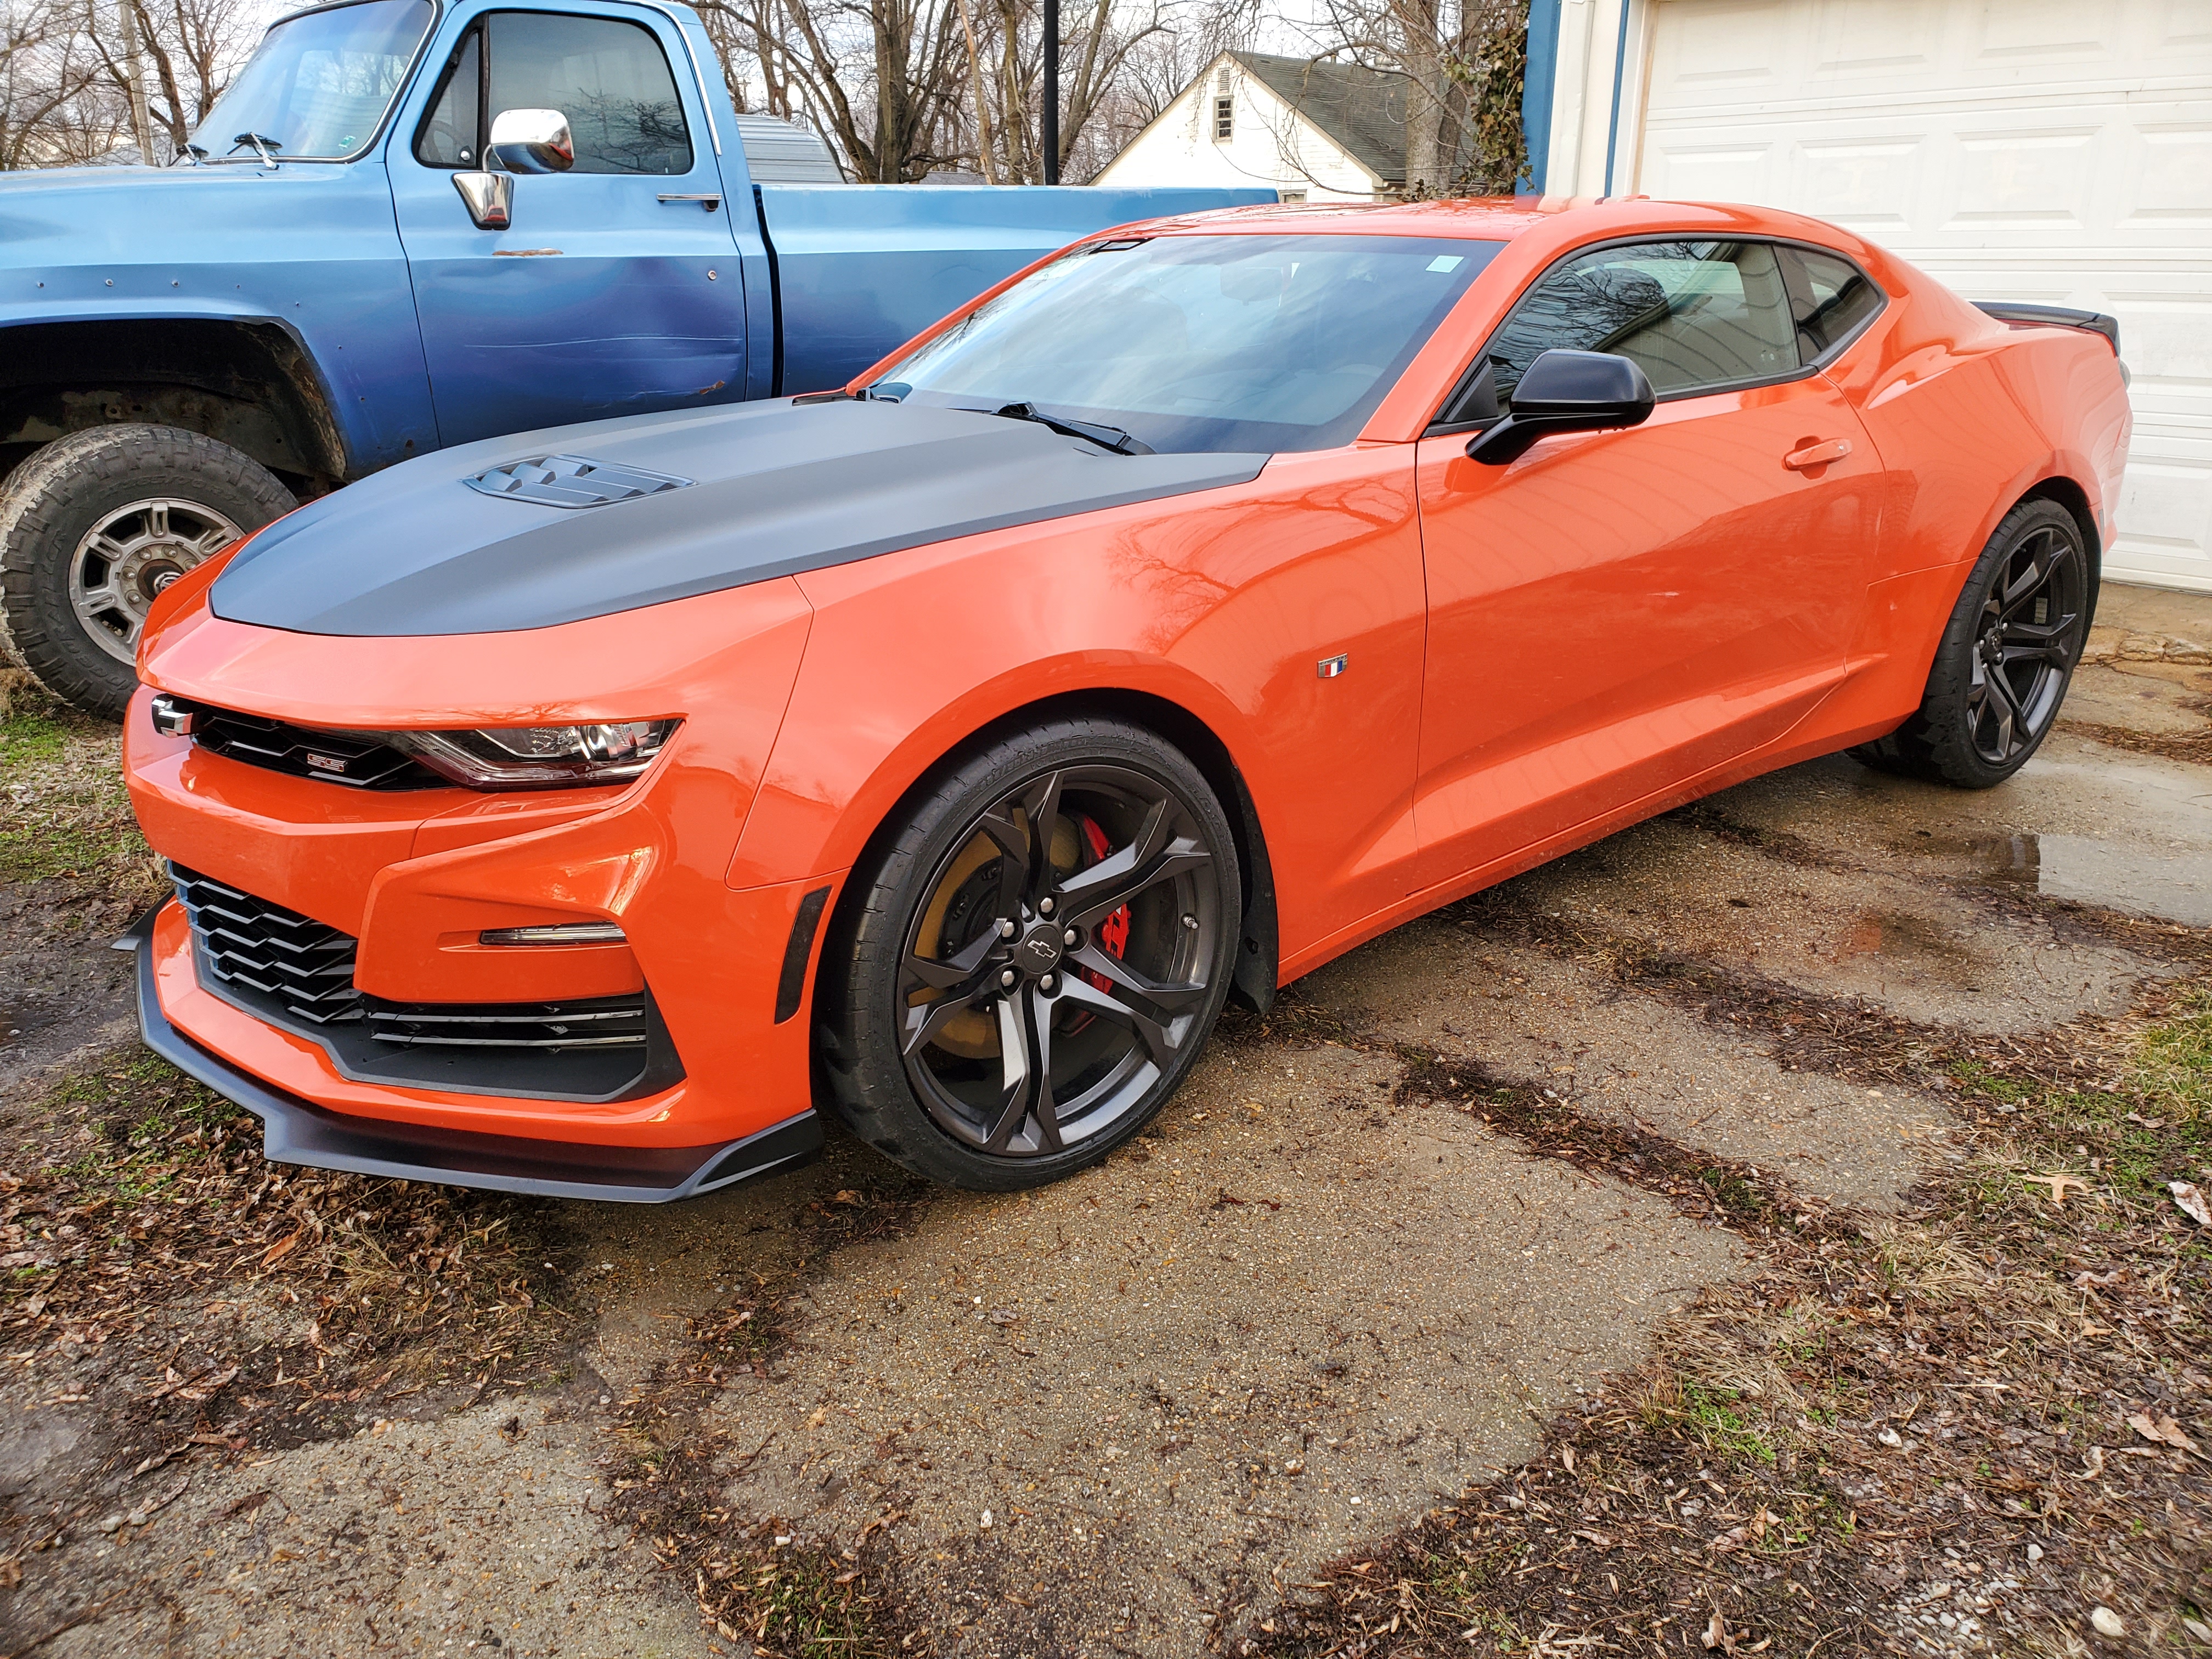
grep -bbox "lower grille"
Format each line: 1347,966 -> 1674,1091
172,865 -> 364,1026
366,998 -> 649,1049
167,865 -> 674,1102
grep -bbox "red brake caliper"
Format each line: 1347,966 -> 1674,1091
1076,815 -> 1130,990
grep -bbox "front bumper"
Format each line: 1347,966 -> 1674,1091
117,904 -> 823,1203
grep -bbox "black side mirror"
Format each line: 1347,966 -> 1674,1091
1465,349 -> 1655,465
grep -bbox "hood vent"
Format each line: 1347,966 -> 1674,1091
465,454 -> 693,509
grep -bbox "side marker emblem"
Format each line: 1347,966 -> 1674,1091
1317,653 -> 1349,679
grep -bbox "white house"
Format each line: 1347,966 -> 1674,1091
1527,0 -> 2212,592
1096,51 -> 1408,202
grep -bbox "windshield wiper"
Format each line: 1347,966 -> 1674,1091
230,132 -> 283,166
989,402 -> 1153,455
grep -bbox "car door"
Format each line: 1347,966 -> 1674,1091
388,2 -> 750,446
1412,236 -> 1884,891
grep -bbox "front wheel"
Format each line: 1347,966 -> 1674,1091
819,718 -> 1242,1190
1851,499 -> 2091,789
0,425 -> 296,718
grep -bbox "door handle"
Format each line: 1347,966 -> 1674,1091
1783,438 -> 1852,471
657,193 -> 722,212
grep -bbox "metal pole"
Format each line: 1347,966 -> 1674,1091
1042,0 -> 1059,184
119,0 -> 157,164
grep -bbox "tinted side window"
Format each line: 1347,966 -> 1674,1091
1483,240 -> 1799,405
414,26 -> 481,167
1783,247 -> 1884,359
488,13 -> 690,174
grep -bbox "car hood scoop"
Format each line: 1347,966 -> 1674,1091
212,400 -> 1267,637
464,454 -> 693,508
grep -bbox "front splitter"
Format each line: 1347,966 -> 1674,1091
115,904 -> 823,1203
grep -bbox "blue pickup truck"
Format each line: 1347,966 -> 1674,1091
0,0 -> 1267,716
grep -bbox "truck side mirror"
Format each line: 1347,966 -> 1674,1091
452,171 -> 512,230
489,108 -> 574,174
1465,349 -> 1655,465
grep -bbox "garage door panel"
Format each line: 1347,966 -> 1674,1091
1637,0 -> 2212,589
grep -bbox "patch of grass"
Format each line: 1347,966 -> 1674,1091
0,682 -> 156,905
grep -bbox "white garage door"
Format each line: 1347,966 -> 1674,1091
1634,0 -> 2212,591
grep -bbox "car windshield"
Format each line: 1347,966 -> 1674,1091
870,233 -> 1505,454
190,0 -> 432,162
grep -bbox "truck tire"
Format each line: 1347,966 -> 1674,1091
0,425 -> 295,718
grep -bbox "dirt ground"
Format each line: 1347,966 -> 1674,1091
1,583 -> 2207,1658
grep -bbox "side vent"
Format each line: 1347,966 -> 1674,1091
465,454 -> 694,509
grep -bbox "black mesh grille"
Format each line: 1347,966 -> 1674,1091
168,865 -> 649,1059
173,698 -> 443,791
172,864 -> 365,1026
365,998 -> 649,1049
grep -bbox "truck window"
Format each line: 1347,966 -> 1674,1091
415,27 -> 481,166
413,13 -> 690,174
191,0 -> 433,161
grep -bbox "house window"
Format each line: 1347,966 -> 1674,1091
1280,189 -> 1307,202
1214,95 -> 1233,140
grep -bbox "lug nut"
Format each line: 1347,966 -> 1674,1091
1039,974 -> 1056,993
1000,968 -> 1017,988
1063,927 -> 1078,946
997,918 -> 1017,938
1039,896 -> 1055,916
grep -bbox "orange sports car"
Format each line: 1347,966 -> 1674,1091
121,196 -> 2131,1201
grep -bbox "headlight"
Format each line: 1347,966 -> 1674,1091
387,720 -> 679,789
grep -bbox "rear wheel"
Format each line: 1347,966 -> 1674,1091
1852,499 -> 2090,789
0,425 -> 295,718
819,718 -> 1240,1190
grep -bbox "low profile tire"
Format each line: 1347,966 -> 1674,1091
0,425 -> 295,718
819,718 -> 1242,1191
1850,499 -> 2091,790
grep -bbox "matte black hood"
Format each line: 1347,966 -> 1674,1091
212,400 -> 1268,637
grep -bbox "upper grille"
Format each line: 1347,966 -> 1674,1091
173,864 -> 365,1026
168,698 -> 443,791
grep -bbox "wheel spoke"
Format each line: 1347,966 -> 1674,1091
1998,535 -> 2068,621
144,502 -> 170,541
980,992 -> 1045,1150
1069,942 -> 1206,1011
186,523 -> 236,557
1020,770 -> 1065,904
902,986 -> 984,1057
73,582 -> 127,618
1056,799 -> 1210,927
1972,659 -> 2022,758
904,927 -> 996,992
1053,972 -> 1179,1062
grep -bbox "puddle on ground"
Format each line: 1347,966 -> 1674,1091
1904,831 -> 2212,928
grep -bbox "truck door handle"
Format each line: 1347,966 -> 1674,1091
1783,437 -> 1852,471
658,193 -> 722,212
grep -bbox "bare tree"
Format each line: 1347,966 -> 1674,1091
0,0 -> 114,167
1304,0 -> 1525,194
82,0 -> 258,162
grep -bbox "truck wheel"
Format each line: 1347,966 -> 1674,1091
0,425 -> 295,718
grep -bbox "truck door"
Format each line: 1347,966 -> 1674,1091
387,2 -> 750,446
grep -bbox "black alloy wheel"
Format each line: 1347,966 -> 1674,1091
820,719 -> 1240,1190
1852,499 -> 2092,789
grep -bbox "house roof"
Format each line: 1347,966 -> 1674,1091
1228,51 -> 1408,187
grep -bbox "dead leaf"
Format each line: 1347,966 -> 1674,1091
2170,1182 -> 2211,1227
1702,1609 -> 1735,1652
261,1231 -> 303,1267
830,1190 -> 865,1206
175,1364 -> 238,1402
0,1556 -> 19,1589
2128,1412 -> 2199,1453
2021,1173 -> 2091,1206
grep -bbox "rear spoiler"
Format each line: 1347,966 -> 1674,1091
1973,301 -> 2120,357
